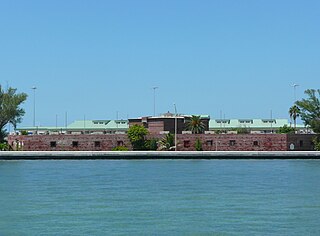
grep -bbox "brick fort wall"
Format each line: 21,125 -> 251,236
8,134 -> 316,151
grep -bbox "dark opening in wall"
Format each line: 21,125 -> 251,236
117,140 -> 124,146
253,141 -> 259,146
50,141 -> 56,148
206,140 -> 213,146
299,140 -> 303,147
229,140 -> 236,146
95,141 -> 101,148
184,140 -> 190,148
72,141 -> 78,147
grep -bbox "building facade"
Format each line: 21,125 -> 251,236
11,114 -> 314,152
128,113 -> 210,134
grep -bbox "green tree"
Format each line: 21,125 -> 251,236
185,115 -> 205,134
0,86 -> 27,142
277,125 -> 295,134
310,119 -> 320,134
195,138 -> 203,151
127,124 -> 148,150
159,133 -> 175,151
145,138 -> 158,151
295,89 -> 320,133
312,137 -> 320,151
289,105 -> 300,130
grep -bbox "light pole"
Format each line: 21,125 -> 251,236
153,87 -> 158,116
292,83 -> 299,102
174,103 -> 177,151
32,86 -> 37,127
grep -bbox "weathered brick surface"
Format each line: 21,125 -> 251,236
148,121 -> 165,134
176,134 -> 288,151
287,134 -> 317,151
8,133 -> 316,151
9,134 -> 131,151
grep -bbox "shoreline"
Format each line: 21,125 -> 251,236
0,151 -> 320,160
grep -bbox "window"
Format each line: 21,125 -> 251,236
216,119 -> 230,124
184,140 -> 190,148
229,140 -> 236,146
95,141 -> 101,148
50,141 -> 56,148
117,141 -> 124,146
72,141 -> 78,147
206,140 -> 213,146
239,119 -> 253,124
253,141 -> 259,146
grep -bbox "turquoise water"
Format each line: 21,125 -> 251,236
1,160 -> 320,235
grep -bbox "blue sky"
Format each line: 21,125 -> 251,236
1,0 -> 319,127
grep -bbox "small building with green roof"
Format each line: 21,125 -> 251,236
208,118 -> 306,134
16,119 -> 129,135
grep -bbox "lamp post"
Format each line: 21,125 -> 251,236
32,86 -> 37,127
153,87 -> 158,116
174,103 -> 177,151
292,83 -> 299,102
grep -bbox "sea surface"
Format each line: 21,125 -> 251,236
1,159 -> 320,235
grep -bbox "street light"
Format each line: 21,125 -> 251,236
31,86 -> 37,127
292,83 -> 299,102
174,103 -> 177,151
153,87 -> 158,116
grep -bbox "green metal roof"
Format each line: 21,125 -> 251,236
16,118 -> 305,131
67,120 -> 110,130
105,120 -> 129,130
209,119 -> 305,129
17,120 -> 129,131
15,126 -> 65,131
67,120 -> 129,130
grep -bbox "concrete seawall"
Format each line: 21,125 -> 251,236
0,151 -> 320,160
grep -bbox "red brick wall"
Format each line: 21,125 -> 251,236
176,134 -> 288,151
148,121 -> 165,134
287,134 -> 317,151
8,134 -> 131,151
8,133 -> 315,151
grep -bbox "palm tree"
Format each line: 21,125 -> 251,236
185,115 -> 205,134
289,105 -> 300,130
159,133 -> 175,151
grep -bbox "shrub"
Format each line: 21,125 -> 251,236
195,138 -> 203,151
21,130 -> 28,135
0,142 -> 9,151
112,146 -> 129,151
277,125 -> 295,134
159,133 -> 175,151
145,138 -> 158,151
312,137 -> 320,151
236,128 -> 250,134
